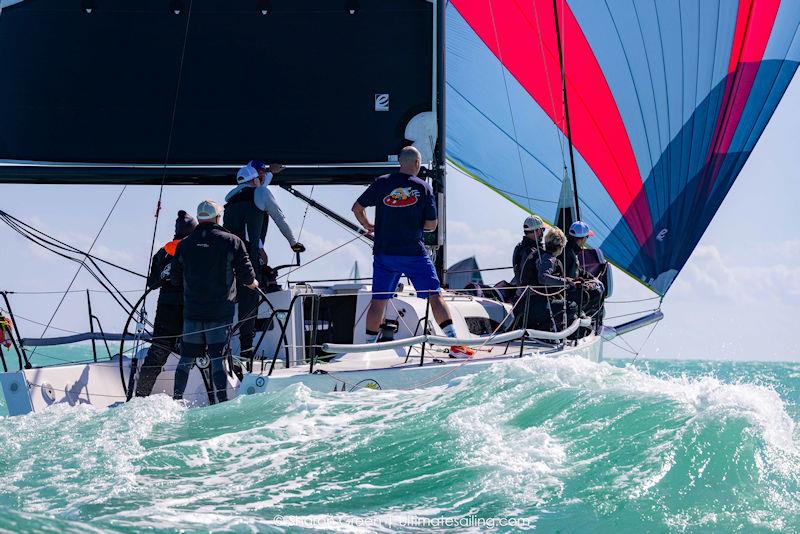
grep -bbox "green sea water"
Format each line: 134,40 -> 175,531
1,348 -> 799,533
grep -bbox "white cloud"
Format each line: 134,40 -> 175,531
446,220 -> 519,281
670,243 -> 800,305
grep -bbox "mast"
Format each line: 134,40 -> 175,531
432,0 -> 447,283
552,0 -> 581,224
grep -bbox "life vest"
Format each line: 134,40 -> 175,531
0,314 -> 13,349
225,187 -> 255,206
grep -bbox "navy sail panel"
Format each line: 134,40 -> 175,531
0,0 -> 433,185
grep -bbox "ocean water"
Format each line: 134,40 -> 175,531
1,351 -> 799,533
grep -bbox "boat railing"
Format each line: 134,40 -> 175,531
320,318 -> 591,355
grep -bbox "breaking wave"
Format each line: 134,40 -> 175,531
1,357 -> 799,532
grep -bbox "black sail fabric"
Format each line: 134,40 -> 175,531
0,0 -> 433,185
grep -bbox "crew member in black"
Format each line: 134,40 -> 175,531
135,210 -> 197,397
520,227 -> 577,333
170,200 -> 257,403
564,221 -> 604,326
512,215 -> 546,285
223,161 -> 303,360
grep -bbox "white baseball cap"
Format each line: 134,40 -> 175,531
197,199 -> 222,221
236,164 -> 259,184
523,215 -> 545,232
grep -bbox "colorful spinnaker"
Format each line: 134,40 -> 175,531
447,0 -> 800,294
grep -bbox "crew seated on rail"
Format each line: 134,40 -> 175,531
564,221 -> 604,327
511,215 -> 546,286
518,227 -> 577,336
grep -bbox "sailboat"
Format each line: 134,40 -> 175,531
0,0 -> 797,415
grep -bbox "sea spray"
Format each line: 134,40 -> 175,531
0,357 -> 799,532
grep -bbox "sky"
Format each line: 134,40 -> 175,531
1,78 -> 798,363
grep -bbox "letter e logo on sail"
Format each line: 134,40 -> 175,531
374,94 -> 389,112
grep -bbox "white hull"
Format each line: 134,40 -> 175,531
241,334 -> 603,395
0,353 -> 239,416
0,286 -> 636,416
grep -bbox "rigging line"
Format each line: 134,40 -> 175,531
631,317 -> 661,364
552,0 -> 580,221
1,289 -> 142,295
0,307 -> 81,334
316,210 -> 373,248
0,211 -> 146,278
606,337 -> 638,356
277,234 -> 364,281
29,186 -> 128,359
0,213 -> 139,280
604,296 -> 660,304
0,217 -> 138,315
531,0 -> 568,168
144,0 -> 194,296
603,308 -> 660,321
0,223 -> 145,315
297,185 -> 315,242
486,0 -> 534,214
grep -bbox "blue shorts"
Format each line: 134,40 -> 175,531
372,254 -> 441,300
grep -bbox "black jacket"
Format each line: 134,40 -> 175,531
564,240 -> 591,280
171,223 -> 256,321
147,240 -> 183,307
512,235 -> 541,284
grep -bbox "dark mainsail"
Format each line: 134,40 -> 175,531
0,0 -> 435,185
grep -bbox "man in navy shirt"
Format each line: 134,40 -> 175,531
352,146 -> 470,356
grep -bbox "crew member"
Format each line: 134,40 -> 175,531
538,228 -> 578,333
223,160 -> 304,359
171,200 -> 258,403
135,210 -> 197,397
352,146 -> 472,358
565,221 -> 604,325
521,227 -> 577,334
512,215 -> 546,285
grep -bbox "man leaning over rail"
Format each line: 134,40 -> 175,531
352,146 -> 474,359
170,200 -> 258,403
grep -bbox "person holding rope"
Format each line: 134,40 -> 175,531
352,146 -> 473,358
520,227 -> 577,334
224,160 -> 305,360
135,210 -> 197,397
170,200 -> 258,403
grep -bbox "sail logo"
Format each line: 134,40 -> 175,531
374,93 -> 389,111
656,229 -> 668,242
383,187 -> 419,207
